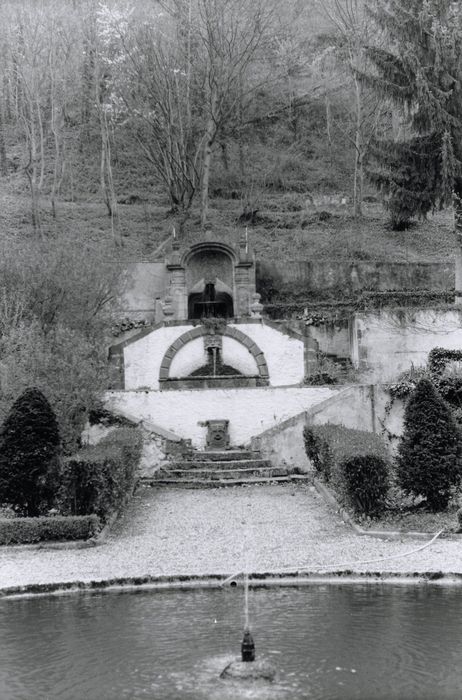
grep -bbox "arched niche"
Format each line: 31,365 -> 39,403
159,325 -> 269,388
182,243 -> 236,320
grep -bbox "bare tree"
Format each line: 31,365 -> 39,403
11,12 -> 48,235
195,0 -> 273,229
96,0 -> 274,233
313,0 -> 385,216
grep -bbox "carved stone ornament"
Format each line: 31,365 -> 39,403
250,292 -> 263,319
204,334 -> 222,351
205,419 -> 230,450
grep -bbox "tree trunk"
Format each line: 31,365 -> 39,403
0,101 -> 7,175
454,185 -> 462,306
220,141 -> 229,171
201,120 -> 214,230
24,99 -> 42,236
353,76 -> 363,217
325,95 -> 332,158
201,86 -> 218,231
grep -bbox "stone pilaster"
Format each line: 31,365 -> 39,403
234,262 -> 255,317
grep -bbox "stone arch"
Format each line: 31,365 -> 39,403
159,326 -> 269,382
181,241 -> 237,268
183,243 -> 237,320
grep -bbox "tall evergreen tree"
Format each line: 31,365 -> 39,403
0,388 -> 61,516
396,378 -> 461,511
360,1 -> 462,230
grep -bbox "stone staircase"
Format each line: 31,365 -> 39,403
147,449 -> 310,488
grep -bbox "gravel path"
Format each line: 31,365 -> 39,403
1,484 -> 462,590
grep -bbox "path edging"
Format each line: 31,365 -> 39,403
313,477 -> 461,541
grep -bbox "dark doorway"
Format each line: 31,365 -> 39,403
188,283 -> 234,319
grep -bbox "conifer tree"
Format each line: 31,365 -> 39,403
360,1 -> 462,229
396,378 -> 461,511
0,388 -> 61,516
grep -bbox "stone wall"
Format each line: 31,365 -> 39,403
251,412 -> 312,472
106,386 -> 338,449
119,262 -> 166,322
251,384 -> 404,472
353,308 -> 462,382
308,321 -> 351,358
258,260 -> 454,296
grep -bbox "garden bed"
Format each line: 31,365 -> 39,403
360,490 -> 461,534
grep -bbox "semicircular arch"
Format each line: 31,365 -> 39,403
159,326 -> 269,382
181,241 -> 237,268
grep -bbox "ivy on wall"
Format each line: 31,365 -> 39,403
264,290 -> 455,324
427,347 -> 462,375
385,347 -> 462,434
112,318 -> 148,336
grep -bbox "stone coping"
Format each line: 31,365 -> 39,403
3,571 -> 462,599
109,317 -> 305,353
159,376 -> 268,390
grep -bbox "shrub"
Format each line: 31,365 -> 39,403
0,388 -> 61,516
303,426 -> 333,479
303,424 -> 390,516
342,455 -> 390,517
0,515 -> 100,545
0,322 -> 110,453
60,427 -> 142,522
396,378 -> 461,511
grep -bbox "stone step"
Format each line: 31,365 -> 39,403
146,474 -> 311,488
172,458 -> 272,470
158,466 -> 291,480
185,450 -> 256,462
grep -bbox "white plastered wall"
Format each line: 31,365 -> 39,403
106,386 -> 337,448
169,337 -> 205,377
122,321 -> 305,389
124,324 -> 190,390
221,336 -> 259,374
353,309 -> 462,382
235,323 -> 304,386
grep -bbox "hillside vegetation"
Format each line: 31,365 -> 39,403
0,0 -> 455,265
0,181 -> 455,265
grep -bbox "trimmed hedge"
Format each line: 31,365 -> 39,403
342,455 -> 389,517
60,426 -> 142,523
0,515 -> 100,545
303,423 -> 390,517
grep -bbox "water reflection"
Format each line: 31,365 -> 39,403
1,585 -> 462,699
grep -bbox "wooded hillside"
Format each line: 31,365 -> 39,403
0,0 -> 454,263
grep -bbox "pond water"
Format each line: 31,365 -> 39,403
1,584 -> 462,699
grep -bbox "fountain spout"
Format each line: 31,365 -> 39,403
241,628 -> 255,662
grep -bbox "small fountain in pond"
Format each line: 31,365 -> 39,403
220,574 -> 276,682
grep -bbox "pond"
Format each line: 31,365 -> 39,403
1,584 -> 462,699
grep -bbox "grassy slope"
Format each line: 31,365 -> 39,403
0,179 -> 455,265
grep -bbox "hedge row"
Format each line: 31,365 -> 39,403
304,423 -> 390,516
0,515 -> 100,545
60,426 -> 142,523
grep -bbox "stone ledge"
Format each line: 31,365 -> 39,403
4,569 -> 462,598
159,376 -> 268,391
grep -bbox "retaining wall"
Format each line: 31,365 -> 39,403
251,385 -> 404,471
106,386 -> 338,449
258,260 -> 454,295
353,308 -> 462,382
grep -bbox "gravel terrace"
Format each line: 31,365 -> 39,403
1,484 -> 462,590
